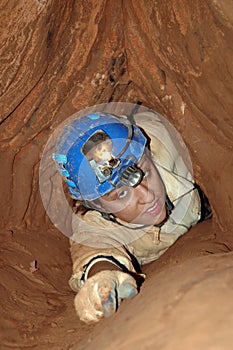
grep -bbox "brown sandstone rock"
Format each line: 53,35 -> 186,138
0,1 -> 232,349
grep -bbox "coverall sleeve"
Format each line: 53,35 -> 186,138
68,212 -> 143,292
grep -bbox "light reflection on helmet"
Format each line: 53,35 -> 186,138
52,113 -> 147,201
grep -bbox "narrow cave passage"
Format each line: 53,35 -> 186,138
0,1 -> 233,349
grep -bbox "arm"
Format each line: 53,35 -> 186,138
68,209 -> 145,291
69,240 -> 145,323
68,210 -> 145,323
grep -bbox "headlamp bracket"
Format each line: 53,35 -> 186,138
89,157 -> 121,184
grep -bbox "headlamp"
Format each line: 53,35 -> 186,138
119,165 -> 143,187
104,157 -> 144,188
89,155 -> 143,188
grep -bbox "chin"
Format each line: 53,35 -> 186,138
140,208 -> 167,226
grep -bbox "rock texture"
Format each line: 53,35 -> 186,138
0,1 -> 233,349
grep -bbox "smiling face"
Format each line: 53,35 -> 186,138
97,152 -> 167,225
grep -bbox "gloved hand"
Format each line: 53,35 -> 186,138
74,270 -> 139,323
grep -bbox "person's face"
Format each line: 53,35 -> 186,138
97,153 -> 167,225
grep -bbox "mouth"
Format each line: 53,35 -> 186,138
144,199 -> 162,216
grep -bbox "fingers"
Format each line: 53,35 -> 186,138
74,276 -> 116,322
99,281 -> 138,318
96,278 -> 117,317
97,275 -> 138,317
74,285 -> 103,323
118,282 -> 138,299
74,271 -> 140,323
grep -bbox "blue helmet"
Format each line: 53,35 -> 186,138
52,112 -> 147,201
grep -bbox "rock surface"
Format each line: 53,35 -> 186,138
0,1 -> 233,349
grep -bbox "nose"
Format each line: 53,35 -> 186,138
134,178 -> 154,204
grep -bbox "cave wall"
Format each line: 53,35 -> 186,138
0,1 -> 233,349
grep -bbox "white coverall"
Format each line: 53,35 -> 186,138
68,111 -> 201,292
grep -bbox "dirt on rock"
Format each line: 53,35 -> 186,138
0,1 -> 233,349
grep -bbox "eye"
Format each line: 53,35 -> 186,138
118,190 -> 128,199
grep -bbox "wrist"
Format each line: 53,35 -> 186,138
87,261 -> 121,278
81,255 -> 130,283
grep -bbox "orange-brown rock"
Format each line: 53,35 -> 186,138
0,1 -> 232,349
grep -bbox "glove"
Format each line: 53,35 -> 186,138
74,270 -> 138,323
